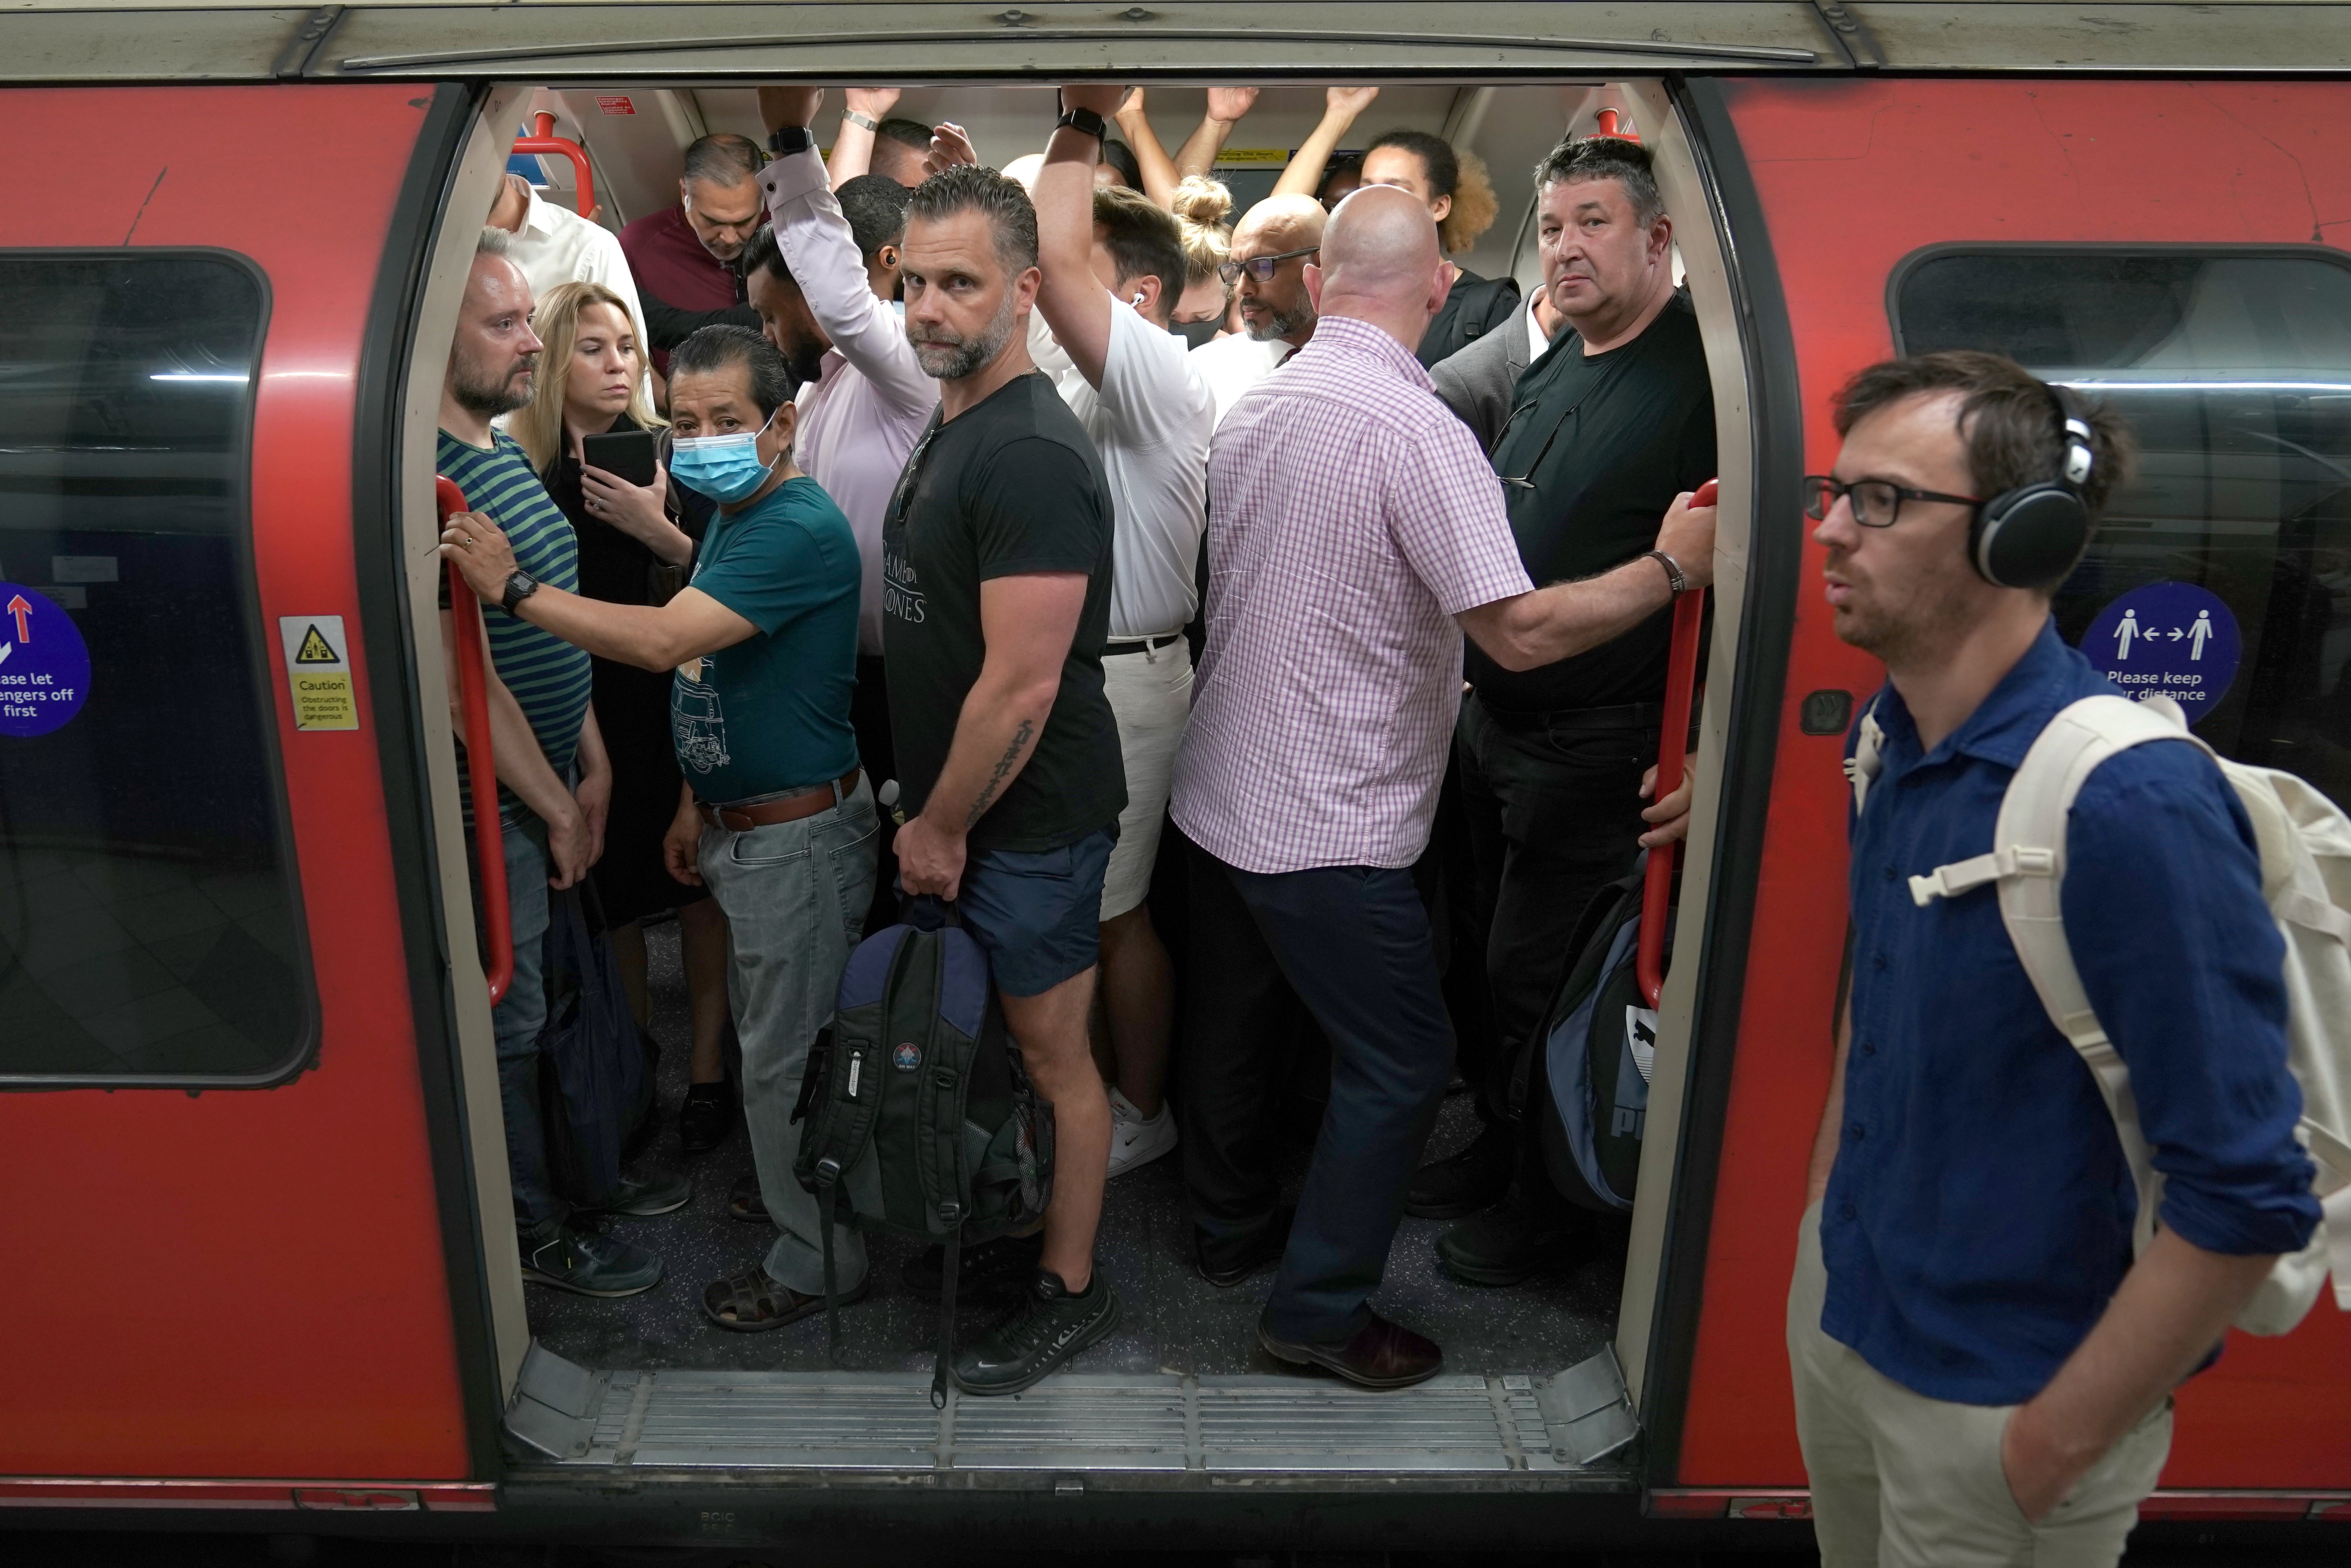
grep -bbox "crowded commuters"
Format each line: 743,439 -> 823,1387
752,89 -> 942,947
444,323 -> 873,1334
1034,85 -> 1217,1179
1410,134 -> 1716,1288
508,280 -> 736,1155
1170,184 -> 1717,1388
618,133 -> 767,371
438,228 -> 687,1300
883,163 -> 1129,1393
485,171 -> 648,376
1189,193 -> 1326,423
1795,351 -> 2318,1565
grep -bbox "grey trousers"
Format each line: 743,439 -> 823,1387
1787,1201 -> 2173,1568
698,775 -> 880,1296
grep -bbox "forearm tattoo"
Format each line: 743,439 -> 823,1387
965,718 -> 1034,829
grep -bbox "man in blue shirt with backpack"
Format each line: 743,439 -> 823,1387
1796,350 -> 2320,1565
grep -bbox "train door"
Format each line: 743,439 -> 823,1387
1653,76 -> 2351,1515
0,84 -> 501,1506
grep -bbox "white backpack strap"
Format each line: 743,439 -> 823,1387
1914,694 -> 2215,1258
1845,698 -> 1888,815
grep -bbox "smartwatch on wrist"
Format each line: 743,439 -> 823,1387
1643,549 -> 1689,595
841,109 -> 879,134
1055,105 -> 1109,141
767,124 -> 815,157
500,568 -> 540,615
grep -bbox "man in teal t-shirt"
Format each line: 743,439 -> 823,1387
445,324 -> 872,1336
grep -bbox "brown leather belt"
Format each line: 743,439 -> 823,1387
697,769 -> 862,833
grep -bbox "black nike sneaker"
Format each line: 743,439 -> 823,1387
948,1266 -> 1121,1397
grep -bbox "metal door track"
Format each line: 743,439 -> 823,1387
508,1346 -> 1640,1480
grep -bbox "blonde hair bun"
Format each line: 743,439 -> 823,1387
1171,176 -> 1235,229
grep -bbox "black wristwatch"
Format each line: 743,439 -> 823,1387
767,124 -> 815,157
1055,105 -> 1109,141
500,567 -> 540,615
1643,549 -> 1689,595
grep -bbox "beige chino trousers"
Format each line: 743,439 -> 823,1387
1787,1201 -> 2173,1568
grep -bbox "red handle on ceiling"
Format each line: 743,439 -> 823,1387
437,475 -> 512,1008
512,111 -> 596,220
1636,477 -> 1715,1009
1596,108 -> 1639,141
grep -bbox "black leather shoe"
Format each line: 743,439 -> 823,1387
901,1231 -> 1045,1298
950,1267 -> 1122,1397
1434,1187 -> 1594,1286
678,1079 -> 735,1155
1196,1207 -> 1294,1288
1405,1122 -> 1514,1220
580,1168 -> 692,1218
1259,1311 -> 1443,1391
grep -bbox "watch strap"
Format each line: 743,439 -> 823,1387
842,109 -> 879,133
767,124 -> 815,157
1055,106 -> 1109,141
1643,549 -> 1688,595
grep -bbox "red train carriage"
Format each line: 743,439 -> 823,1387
1,1 -> 2345,1549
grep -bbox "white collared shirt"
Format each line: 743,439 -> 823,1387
1189,332 -> 1296,428
759,149 -> 940,656
506,188 -> 648,349
1526,292 -> 1556,364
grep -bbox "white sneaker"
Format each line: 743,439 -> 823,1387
1106,1085 -> 1179,1177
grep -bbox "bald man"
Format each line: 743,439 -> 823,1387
1188,193 -> 1327,425
1169,186 -> 1718,1389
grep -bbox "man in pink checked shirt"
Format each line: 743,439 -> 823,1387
1168,184 -> 1717,1391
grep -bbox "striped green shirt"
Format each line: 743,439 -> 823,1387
437,429 -> 594,823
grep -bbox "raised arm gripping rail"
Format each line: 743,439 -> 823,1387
1637,477 -> 1712,1009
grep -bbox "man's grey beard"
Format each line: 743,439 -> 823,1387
1246,296 -> 1314,342
451,346 -> 534,417
911,290 -> 1020,382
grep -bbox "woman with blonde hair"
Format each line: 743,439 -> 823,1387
1168,174 -> 1238,333
518,280 -> 737,1158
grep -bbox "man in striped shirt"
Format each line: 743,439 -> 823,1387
1169,187 -> 1716,1388
439,228 -> 687,1300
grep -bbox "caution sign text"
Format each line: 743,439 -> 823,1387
278,615 -> 359,731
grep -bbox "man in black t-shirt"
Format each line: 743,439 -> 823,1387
882,163 -> 1129,1396
1409,134 -> 1716,1280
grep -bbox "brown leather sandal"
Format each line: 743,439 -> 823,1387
701,1265 -> 863,1332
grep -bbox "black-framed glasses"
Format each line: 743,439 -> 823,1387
1216,245 -> 1320,286
1802,474 -> 1984,529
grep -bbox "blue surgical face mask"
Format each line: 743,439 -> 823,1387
670,412 -> 777,504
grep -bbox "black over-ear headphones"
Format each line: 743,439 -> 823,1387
1969,384 -> 2096,589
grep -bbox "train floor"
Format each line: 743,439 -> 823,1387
526,917 -> 1624,1380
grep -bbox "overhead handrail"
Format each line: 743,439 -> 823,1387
511,111 -> 596,220
437,476 -> 513,1007
1595,107 -> 1637,140
1637,478 -> 1713,1010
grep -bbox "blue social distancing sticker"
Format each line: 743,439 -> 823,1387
0,583 -> 92,738
2080,581 -> 2241,721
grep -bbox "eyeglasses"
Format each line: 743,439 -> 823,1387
1802,475 -> 1984,529
1216,245 -> 1320,286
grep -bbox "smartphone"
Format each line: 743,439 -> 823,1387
581,428 -> 658,487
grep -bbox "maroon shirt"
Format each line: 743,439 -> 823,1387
617,204 -> 748,373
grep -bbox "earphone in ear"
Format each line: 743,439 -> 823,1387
1131,290 -> 1147,307
1968,385 -> 2096,590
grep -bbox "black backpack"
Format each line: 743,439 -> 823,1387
535,883 -> 661,1210
1512,862 -> 1673,1215
793,898 -> 1055,1400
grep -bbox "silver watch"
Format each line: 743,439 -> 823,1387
842,109 -> 880,133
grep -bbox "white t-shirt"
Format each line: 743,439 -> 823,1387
1054,300 -> 1216,639
1189,332 -> 1297,429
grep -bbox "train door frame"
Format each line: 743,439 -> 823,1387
379,67 -> 1775,1475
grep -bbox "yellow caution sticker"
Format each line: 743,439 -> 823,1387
278,615 -> 359,731
1213,148 -> 1293,166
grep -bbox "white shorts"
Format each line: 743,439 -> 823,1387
1099,635 -> 1194,921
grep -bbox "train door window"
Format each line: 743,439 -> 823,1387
0,252 -> 311,1086
1893,246 -> 2351,806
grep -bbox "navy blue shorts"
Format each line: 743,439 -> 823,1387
952,827 -> 1116,998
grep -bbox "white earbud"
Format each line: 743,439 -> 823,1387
1131,291 -> 1147,307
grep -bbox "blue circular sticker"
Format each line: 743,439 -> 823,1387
2079,581 -> 2240,721
0,583 -> 92,738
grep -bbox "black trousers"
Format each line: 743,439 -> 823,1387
1455,693 -> 1658,1128
1179,836 -> 1456,1344
851,653 -> 900,934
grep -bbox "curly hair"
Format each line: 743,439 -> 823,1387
1366,128 -> 1500,255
